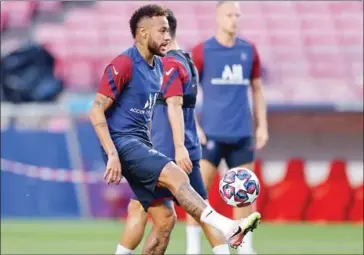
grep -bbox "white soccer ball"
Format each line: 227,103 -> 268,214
219,167 -> 260,208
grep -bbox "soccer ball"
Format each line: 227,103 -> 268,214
219,167 -> 260,208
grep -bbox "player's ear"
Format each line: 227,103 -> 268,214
139,27 -> 148,40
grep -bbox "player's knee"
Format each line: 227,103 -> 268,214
127,200 -> 147,227
155,208 -> 177,234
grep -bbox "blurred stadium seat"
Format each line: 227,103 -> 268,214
305,160 -> 352,222
1,1 -> 362,102
262,159 -> 310,221
254,159 -> 269,213
349,184 -> 363,223
35,1 -> 62,14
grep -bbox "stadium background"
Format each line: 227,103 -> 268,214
1,1 -> 363,254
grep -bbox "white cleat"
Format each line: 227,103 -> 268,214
226,212 -> 261,249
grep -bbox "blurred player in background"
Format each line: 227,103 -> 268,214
115,9 -> 233,255
89,4 -> 261,255
189,1 -> 268,254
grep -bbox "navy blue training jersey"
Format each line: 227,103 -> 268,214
151,50 -> 201,161
98,45 -> 164,148
192,37 -> 261,143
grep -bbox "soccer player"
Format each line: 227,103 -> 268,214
188,1 -> 269,254
89,4 -> 260,254
115,9 -> 232,255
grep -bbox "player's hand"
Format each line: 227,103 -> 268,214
104,151 -> 123,185
175,146 -> 193,174
196,125 -> 207,145
255,126 -> 269,150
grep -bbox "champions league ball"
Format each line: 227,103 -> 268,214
219,167 -> 260,208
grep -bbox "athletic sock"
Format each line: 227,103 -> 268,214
115,244 -> 133,255
186,225 -> 202,254
200,205 -> 235,237
213,244 -> 230,254
237,232 -> 255,254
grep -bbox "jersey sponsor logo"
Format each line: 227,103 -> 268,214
211,64 -> 250,86
143,93 -> 158,110
130,93 -> 158,115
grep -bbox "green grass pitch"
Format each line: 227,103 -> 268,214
1,220 -> 363,254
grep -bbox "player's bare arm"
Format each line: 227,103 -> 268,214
194,112 -> 207,145
251,77 -> 268,150
90,56 -> 132,186
89,93 -> 122,185
166,96 -> 193,173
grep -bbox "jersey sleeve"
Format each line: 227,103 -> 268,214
251,44 -> 261,80
191,43 -> 204,77
162,57 -> 189,99
97,54 -> 133,100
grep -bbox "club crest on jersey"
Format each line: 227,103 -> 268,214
241,52 -> 247,61
211,64 -> 250,86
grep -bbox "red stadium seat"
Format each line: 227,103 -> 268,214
1,1 -> 35,29
260,2 -> 296,14
328,1 -> 363,14
348,185 -> 363,223
294,2 -> 330,15
254,159 -> 269,212
0,10 -> 7,31
304,160 -> 352,222
62,58 -> 96,91
17,0 -> 360,97
262,159 -> 310,221
36,1 -> 62,14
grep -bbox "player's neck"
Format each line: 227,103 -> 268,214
215,31 -> 236,48
135,42 -> 154,66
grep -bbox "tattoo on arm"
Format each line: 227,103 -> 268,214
93,122 -> 107,128
109,150 -> 118,157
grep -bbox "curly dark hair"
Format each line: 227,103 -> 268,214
129,4 -> 168,38
166,9 -> 177,39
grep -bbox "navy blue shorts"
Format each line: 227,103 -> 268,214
131,160 -> 208,205
202,136 -> 255,168
102,138 -> 172,212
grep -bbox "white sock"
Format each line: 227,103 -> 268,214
200,206 -> 235,237
186,225 -> 202,254
115,244 -> 133,255
237,232 -> 255,254
213,244 -> 230,254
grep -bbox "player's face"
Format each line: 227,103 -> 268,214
217,1 -> 241,35
147,16 -> 171,57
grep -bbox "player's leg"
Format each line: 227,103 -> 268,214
185,140 -> 223,254
232,162 -> 254,219
186,160 -> 230,254
121,139 -> 259,249
116,198 -> 148,254
158,161 -> 261,248
141,199 -> 176,254
226,137 -> 257,254
114,140 -> 177,254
